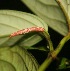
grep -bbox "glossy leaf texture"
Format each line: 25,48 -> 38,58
0,10 -> 48,47
21,0 -> 69,36
0,46 -> 39,71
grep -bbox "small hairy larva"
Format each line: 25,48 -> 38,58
10,27 -> 44,37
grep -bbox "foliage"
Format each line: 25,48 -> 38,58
0,0 -> 70,71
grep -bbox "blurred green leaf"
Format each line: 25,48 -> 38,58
58,58 -> 70,70
0,10 -> 48,47
58,58 -> 67,69
0,46 -> 39,71
21,0 -> 69,36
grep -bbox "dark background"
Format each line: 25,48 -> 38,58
0,0 -> 70,71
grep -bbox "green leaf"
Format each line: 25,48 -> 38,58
56,0 -> 70,22
16,32 -> 44,47
0,10 -> 48,47
0,60 -> 15,71
56,0 -> 70,16
67,0 -> 70,19
21,0 -> 68,36
19,45 -> 49,51
58,58 -> 70,70
0,46 -> 39,71
58,58 -> 67,69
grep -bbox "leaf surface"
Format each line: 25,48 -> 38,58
0,10 -> 48,47
0,46 -> 39,71
21,0 -> 69,36
0,60 -> 16,71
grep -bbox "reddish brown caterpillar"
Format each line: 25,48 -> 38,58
10,27 -> 44,37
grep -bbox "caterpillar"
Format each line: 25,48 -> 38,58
10,27 -> 44,37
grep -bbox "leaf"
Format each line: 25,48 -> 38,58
67,0 -> 70,19
21,0 -> 68,36
0,46 -> 39,71
0,10 -> 48,47
56,0 -> 70,21
0,60 -> 15,71
19,45 -> 49,51
58,58 -> 70,70
56,0 -> 70,15
17,33 -> 43,47
58,58 -> 67,69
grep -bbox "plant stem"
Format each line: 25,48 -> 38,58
38,33 -> 70,71
38,57 -> 52,71
51,33 -> 70,58
43,31 -> 54,51
38,1 -> 70,71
